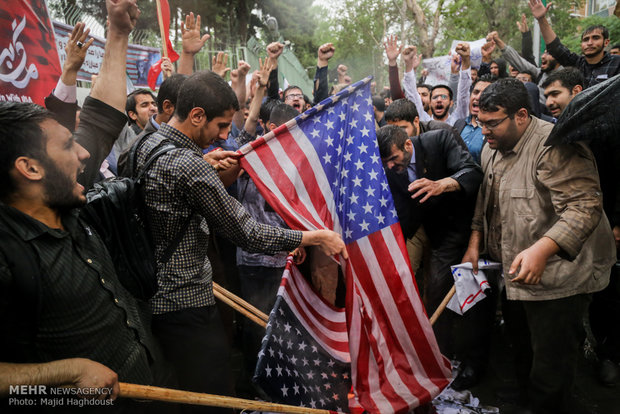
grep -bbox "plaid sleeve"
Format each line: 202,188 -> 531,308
182,154 -> 302,254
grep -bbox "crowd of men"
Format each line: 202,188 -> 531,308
1,0 -> 619,413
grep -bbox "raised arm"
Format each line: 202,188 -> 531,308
230,60 -> 251,129
76,0 -> 139,189
384,35 -> 405,100
402,45 -> 432,121
178,12 -> 210,75
528,0 -> 557,46
313,43 -> 334,103
518,15 -> 537,65
266,42 -> 284,101
237,58 -> 275,146
452,43 -> 472,120
490,31 -> 541,78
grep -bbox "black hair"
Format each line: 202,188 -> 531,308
472,74 -> 496,89
376,124 -> 409,159
582,25 -> 609,40
372,95 -> 386,112
259,98 -> 281,125
490,58 -> 508,78
156,74 -> 187,113
125,88 -> 155,118
269,103 -> 299,127
479,78 -> 531,117
611,44 -> 620,51
174,70 -> 240,121
541,67 -> 584,91
417,84 -> 432,92
282,85 -> 303,100
0,102 -> 53,200
384,99 -> 419,124
431,84 -> 453,100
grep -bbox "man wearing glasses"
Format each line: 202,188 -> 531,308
462,78 -> 614,414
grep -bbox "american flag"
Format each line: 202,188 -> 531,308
254,258 -> 351,413
239,77 -> 452,413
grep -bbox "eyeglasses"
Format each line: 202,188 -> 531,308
477,115 -> 509,130
431,94 -> 449,100
285,93 -> 303,100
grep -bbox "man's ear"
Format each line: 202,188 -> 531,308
268,122 -> 277,132
404,138 -> 413,153
13,157 -> 44,182
604,38 -> 610,48
572,85 -> 583,96
188,107 -> 206,127
413,116 -> 420,136
127,110 -> 138,122
162,100 -> 175,117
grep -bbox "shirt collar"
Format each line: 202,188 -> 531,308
0,203 -> 77,241
157,123 -> 202,154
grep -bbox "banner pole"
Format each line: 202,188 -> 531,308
154,0 -> 168,59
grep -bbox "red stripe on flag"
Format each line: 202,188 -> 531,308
276,128 -> 335,229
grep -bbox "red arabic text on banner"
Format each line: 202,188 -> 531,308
0,0 -> 61,105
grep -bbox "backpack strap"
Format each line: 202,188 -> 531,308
133,141 -> 192,265
454,117 -> 468,135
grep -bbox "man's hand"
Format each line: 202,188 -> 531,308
481,40 -> 496,63
461,230 -> 482,274
291,247 -> 307,265
181,12 -> 209,55
161,57 -> 174,78
212,52 -> 230,78
402,45 -> 422,72
301,230 -> 348,259
509,237 -> 559,285
455,42 -> 471,69
64,23 -> 94,74
71,358 -> 119,400
613,226 -> 620,251
203,149 -> 240,171
450,53 -> 461,74
384,35 -> 402,66
266,41 -> 284,66
230,60 -> 251,87
256,57 -> 275,88
408,177 -> 460,203
317,43 -> 335,67
529,0 -> 552,20
106,0 -> 139,36
517,13 -> 529,33
486,31 -> 506,50
337,64 -> 348,77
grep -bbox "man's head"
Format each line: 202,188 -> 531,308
0,102 -> 89,210
490,58 -> 507,78
417,84 -> 431,112
469,75 -> 494,118
509,65 -> 520,78
372,95 -> 386,117
540,50 -> 558,73
173,70 -> 239,148
126,89 -> 157,129
581,25 -> 610,60
516,72 -> 533,83
541,67 -> 584,118
470,68 -> 479,83
384,99 -> 420,137
282,86 -> 304,113
478,78 -> 531,153
430,85 -> 453,121
269,103 -> 299,131
377,124 -> 414,174
156,74 -> 188,123
611,44 -> 620,56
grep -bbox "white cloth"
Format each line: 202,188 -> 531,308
447,259 -> 501,315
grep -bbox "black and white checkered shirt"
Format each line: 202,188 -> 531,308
136,123 -> 302,315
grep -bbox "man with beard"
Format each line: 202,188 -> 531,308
462,78 -> 615,413
529,0 -> 619,89
487,31 -> 561,108
0,0 -> 164,407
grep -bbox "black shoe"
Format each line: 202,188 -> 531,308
598,358 -> 619,387
450,365 -> 481,391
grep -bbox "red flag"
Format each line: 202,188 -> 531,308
238,78 -> 452,413
148,0 -> 179,89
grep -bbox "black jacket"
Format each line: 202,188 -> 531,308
386,129 -> 482,247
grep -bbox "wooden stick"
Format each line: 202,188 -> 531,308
119,383 -> 334,413
154,0 -> 168,59
429,285 -> 456,326
213,282 -> 269,322
213,288 -> 267,328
